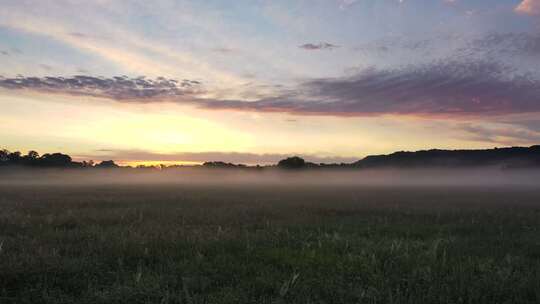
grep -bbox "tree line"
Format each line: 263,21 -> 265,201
0,149 -> 318,169
3,146 -> 540,170
0,149 -> 118,168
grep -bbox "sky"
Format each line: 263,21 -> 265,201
1,0 -> 540,165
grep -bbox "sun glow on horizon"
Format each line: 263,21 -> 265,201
1,0 -> 539,159
117,160 -> 202,167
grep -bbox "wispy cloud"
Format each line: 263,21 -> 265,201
197,60 -> 540,117
515,0 -> 540,16
354,32 -> 540,59
354,36 -> 433,56
299,43 -> 339,51
0,17 -> 177,77
2,57 -> 540,117
0,75 -> 202,101
470,32 -> 540,57
459,122 -> 540,146
212,47 -> 235,54
338,0 -> 360,10
0,10 -> 249,90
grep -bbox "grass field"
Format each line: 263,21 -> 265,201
1,183 -> 540,303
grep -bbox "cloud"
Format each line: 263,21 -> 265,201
459,123 -> 540,146
0,75 -> 202,101
77,149 -> 358,165
338,0 -> 411,9
39,64 -> 54,71
198,60 -> 540,117
212,47 -> 235,54
338,0 -> 360,9
67,32 -> 90,38
353,32 -> 540,62
2,59 -> 539,117
299,43 -> 339,51
354,36 -> 433,56
469,32 -> 540,57
0,11 -> 249,89
515,0 -> 540,16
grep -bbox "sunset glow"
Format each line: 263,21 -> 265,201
1,0 -> 539,164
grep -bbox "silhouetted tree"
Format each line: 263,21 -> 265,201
26,150 -> 39,160
21,150 -> 40,166
82,160 -> 95,168
8,151 -> 21,163
0,149 -> 9,163
40,153 -> 72,167
96,160 -> 119,168
278,156 -> 306,169
203,161 -> 246,168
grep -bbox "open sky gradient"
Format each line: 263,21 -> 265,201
1,0 -> 540,165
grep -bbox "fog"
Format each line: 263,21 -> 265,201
1,167 -> 539,188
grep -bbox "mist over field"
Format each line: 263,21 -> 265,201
2,167 -> 540,188
3,165 -> 540,303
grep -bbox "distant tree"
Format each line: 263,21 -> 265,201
203,161 -> 246,168
96,160 -> 119,168
40,153 -> 72,167
26,150 -> 39,160
82,160 -> 95,168
23,151 -> 40,165
204,161 -> 230,168
277,156 -> 306,169
0,149 -> 9,163
135,164 -> 158,170
19,150 -> 40,166
8,151 -> 21,163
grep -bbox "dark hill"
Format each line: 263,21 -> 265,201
354,145 -> 540,169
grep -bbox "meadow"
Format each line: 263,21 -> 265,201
1,177 -> 540,303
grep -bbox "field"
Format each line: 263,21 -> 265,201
1,182 -> 540,303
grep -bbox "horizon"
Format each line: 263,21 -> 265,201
1,0 -> 540,164
2,144 -> 539,168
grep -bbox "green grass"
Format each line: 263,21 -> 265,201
1,184 -> 540,303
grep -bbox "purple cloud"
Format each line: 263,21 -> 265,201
469,32 -> 540,57
2,58 -> 539,118
0,75 -> 202,100
299,42 -> 339,50
198,60 -> 540,116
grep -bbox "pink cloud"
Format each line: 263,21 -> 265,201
515,0 -> 540,16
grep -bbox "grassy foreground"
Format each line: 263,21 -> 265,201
1,184 -> 540,303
